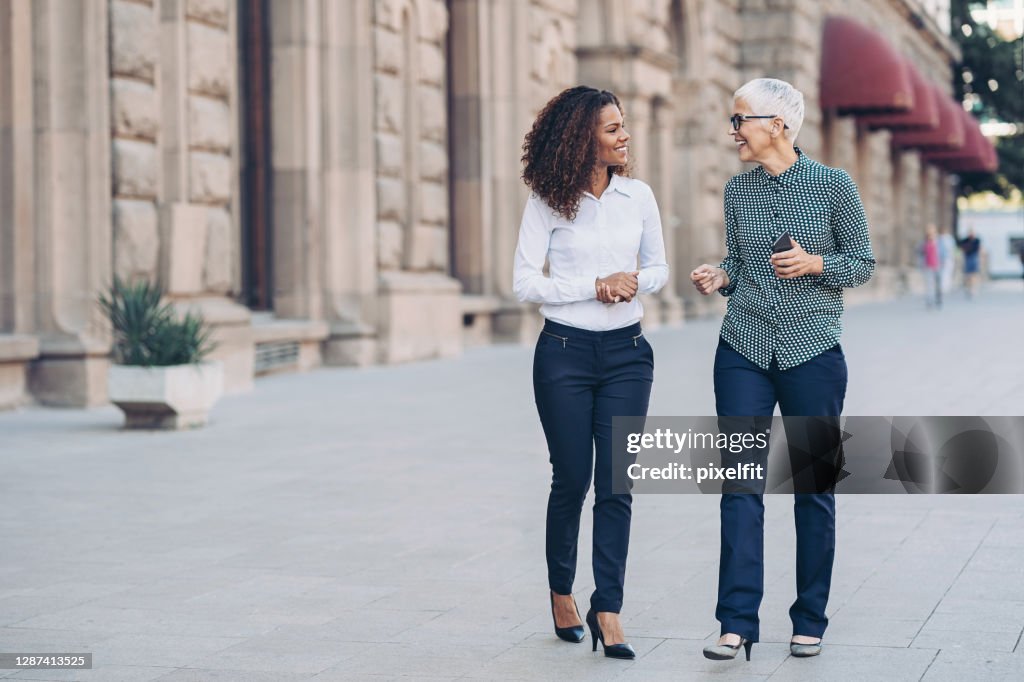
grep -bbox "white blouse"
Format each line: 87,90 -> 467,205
512,174 -> 669,331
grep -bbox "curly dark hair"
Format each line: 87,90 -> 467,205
521,86 -> 630,221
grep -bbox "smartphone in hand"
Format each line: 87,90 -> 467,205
771,231 -> 794,254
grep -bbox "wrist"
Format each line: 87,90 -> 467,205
814,255 -> 825,275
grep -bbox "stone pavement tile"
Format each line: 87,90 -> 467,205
89,570 -> 278,613
0,564 -> 164,596
511,631 -> 667,660
966,547 -> 1024,575
921,650 -> 1024,681
945,569 -> 1024,602
506,611 -> 579,640
0,598 -> 98,628
934,597 -> 1024,617
172,581 -> 370,624
982,518 -> 1024,549
277,552 -> 435,584
0,627 -> 112,674
429,553 -> 540,586
634,637 -> 789,676
8,604 -> 325,639
620,603 -> 719,640
912,627 -> 1020,653
1,583 -> 132,605
154,668 -> 313,681
401,617 -> 534,649
805,616 -> 924,648
320,641 -> 516,678
185,636 -> 365,675
267,609 -> 445,644
829,587 -> 942,620
5,665 -> 174,681
618,671 -> 769,682
323,581 -> 440,612
469,641 -> 637,681
925,610 -> 1024,633
407,597 -> 536,635
85,633 -> 245,668
317,676 -> 448,682
857,559 -> 966,594
513,632 -> 587,649
768,644 -> 937,681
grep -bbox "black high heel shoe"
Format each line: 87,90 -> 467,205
549,592 -> 585,643
702,635 -> 753,661
585,608 -> 636,659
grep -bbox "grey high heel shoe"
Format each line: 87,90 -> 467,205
789,637 -> 822,657
702,635 -> 753,661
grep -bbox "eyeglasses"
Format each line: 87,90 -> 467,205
730,114 -> 789,131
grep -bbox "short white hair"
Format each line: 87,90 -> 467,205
734,78 -> 804,142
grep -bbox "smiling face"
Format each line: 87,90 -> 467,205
595,104 -> 629,169
730,98 -> 780,163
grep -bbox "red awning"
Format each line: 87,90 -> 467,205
859,61 -> 940,131
922,109 -> 999,173
890,88 -> 965,150
820,16 -> 914,114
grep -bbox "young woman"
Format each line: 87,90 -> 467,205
513,86 -> 669,660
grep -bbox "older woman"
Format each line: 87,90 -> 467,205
514,86 -> 669,659
691,78 -> 874,661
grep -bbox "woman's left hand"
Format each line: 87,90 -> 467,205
770,239 -> 824,279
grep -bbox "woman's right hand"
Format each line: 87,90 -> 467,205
690,265 -> 728,295
596,272 -> 639,303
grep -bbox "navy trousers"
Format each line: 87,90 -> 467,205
713,339 -> 847,642
533,320 -> 654,613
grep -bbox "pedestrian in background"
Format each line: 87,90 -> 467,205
938,227 -> 957,294
691,77 -> 874,662
513,85 -> 669,660
958,227 -> 982,299
920,226 -> 943,309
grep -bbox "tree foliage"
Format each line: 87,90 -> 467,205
951,0 -> 1024,196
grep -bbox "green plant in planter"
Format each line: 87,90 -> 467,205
99,277 -> 216,366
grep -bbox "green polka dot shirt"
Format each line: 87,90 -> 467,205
717,148 -> 875,370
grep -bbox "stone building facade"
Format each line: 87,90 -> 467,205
0,0 -> 962,409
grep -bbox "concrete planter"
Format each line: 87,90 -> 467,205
107,362 -> 224,430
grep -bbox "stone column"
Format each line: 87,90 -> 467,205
320,0 -> 380,365
27,0 -> 113,406
371,0 -> 461,363
110,0 -> 160,286
576,0 -> 682,327
670,0 -> 741,320
0,0 -> 40,408
485,0 -> 550,343
890,147 -> 912,292
648,96 -> 685,326
158,0 -> 253,393
268,0 -> 324,323
448,0 -> 486,297
491,0 -> 579,343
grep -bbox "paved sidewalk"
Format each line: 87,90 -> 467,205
1,282 -> 1023,681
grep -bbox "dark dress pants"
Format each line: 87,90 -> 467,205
713,339 -> 847,642
534,320 -> 653,614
